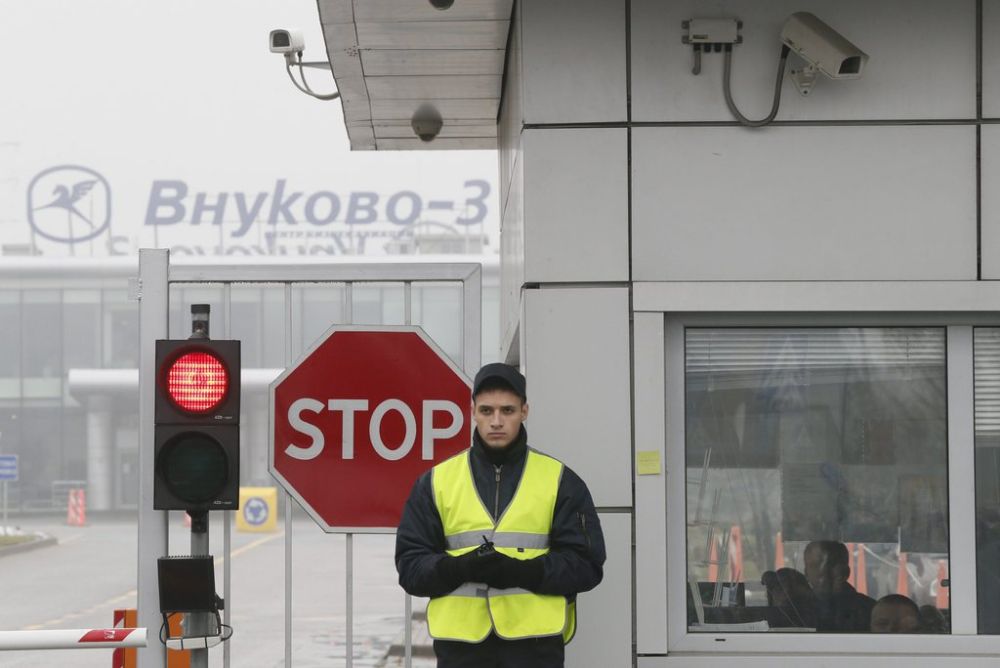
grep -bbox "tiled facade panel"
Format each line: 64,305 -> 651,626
500,154 -> 524,359
984,1 -> 1000,118
523,287 -> 631,508
565,513 -> 632,668
521,0 -> 627,124
631,125 -> 977,281
631,0 -> 976,122
498,2 -> 522,214
982,126 -> 1000,279
523,128 -> 629,283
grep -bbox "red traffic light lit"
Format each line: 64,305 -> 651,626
166,351 -> 229,413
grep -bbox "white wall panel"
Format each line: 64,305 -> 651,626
523,129 -> 629,283
565,512 -> 633,668
521,0 -> 627,124
984,1 -> 1000,118
634,312 -> 668,654
982,126 -> 1000,279
523,287 -> 631,507
498,2 -> 522,212
631,0 -> 976,122
500,149 -> 524,360
632,125 -> 977,281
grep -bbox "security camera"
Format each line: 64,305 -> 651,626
411,104 -> 443,142
269,29 -> 304,55
781,13 -> 867,94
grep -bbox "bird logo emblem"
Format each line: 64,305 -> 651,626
27,165 -> 111,245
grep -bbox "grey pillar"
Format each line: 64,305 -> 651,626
85,396 -> 114,512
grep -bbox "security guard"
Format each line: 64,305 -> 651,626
396,363 -> 606,667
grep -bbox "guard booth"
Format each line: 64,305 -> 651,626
135,249 -> 482,667
313,0 -> 1000,666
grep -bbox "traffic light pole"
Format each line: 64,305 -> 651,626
188,511 -> 210,668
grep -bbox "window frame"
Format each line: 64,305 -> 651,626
661,313 -> 992,656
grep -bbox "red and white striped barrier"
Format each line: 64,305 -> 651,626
66,489 -> 86,527
0,628 -> 146,651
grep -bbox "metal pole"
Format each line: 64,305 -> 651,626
403,281 -> 413,668
346,533 -> 353,668
137,248 -> 170,668
223,284 -> 233,668
189,513 -> 210,668
2,481 -> 7,536
284,283 -> 293,668
404,594 -> 412,668
404,282 -> 412,326
344,286 -> 353,668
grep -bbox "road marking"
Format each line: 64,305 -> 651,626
215,531 -> 285,565
21,531 -> 285,630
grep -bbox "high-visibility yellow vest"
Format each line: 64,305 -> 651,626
426,448 -> 576,644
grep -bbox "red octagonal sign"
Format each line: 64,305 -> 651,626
269,326 -> 471,532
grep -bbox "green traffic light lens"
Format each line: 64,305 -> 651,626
158,432 -> 229,504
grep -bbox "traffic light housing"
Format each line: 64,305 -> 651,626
154,339 -> 240,511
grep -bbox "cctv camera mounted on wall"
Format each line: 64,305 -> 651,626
270,28 -> 340,101
780,12 -> 868,96
682,12 -> 869,126
269,29 -> 305,57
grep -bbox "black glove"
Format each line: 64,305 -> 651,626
479,554 -> 545,591
435,548 -> 503,589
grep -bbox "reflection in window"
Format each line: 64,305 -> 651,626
975,328 -> 1000,633
685,328 -> 949,634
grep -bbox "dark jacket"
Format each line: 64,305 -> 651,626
816,583 -> 876,632
395,426 -> 606,600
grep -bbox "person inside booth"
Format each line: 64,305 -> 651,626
804,540 -> 876,632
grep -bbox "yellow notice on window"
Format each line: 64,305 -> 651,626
636,450 -> 662,476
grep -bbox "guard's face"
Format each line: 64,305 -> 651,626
472,389 -> 528,449
804,545 -> 848,596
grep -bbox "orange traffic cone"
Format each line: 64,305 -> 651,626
728,526 -> 743,583
935,560 -> 949,609
66,489 -> 86,527
846,543 -> 856,588
896,551 -> 909,597
774,531 -> 784,570
708,537 -> 719,583
856,544 -> 868,596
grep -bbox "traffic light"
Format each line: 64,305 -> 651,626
154,338 -> 240,511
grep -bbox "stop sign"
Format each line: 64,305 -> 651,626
269,325 -> 472,532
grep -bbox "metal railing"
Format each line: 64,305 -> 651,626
137,250 -> 481,668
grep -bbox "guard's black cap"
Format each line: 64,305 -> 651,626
472,363 -> 527,401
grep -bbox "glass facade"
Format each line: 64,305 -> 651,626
0,260 -> 498,512
685,327 -> 950,634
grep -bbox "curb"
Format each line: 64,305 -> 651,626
0,533 -> 57,558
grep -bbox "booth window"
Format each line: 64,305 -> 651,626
685,327 -> 949,634
975,328 -> 1000,633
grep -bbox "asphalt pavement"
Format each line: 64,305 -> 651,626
0,514 -> 435,667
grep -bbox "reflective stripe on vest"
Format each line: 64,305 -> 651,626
427,448 -> 574,643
